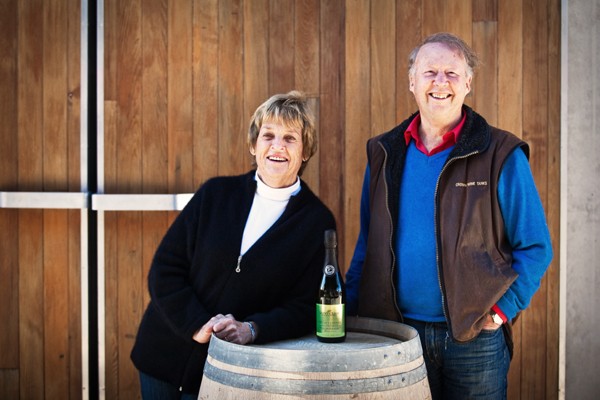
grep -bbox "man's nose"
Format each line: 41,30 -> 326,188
434,72 -> 448,85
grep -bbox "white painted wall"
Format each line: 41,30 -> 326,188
561,0 -> 600,398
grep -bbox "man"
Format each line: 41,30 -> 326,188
345,32 -> 553,399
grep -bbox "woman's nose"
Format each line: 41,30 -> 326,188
271,137 -> 285,149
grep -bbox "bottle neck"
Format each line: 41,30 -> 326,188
324,247 -> 337,268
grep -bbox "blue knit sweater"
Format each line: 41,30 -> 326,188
347,142 -> 552,322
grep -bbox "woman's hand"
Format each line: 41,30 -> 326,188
193,314 -> 256,345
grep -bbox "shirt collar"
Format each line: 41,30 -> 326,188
404,111 -> 466,156
254,172 -> 301,201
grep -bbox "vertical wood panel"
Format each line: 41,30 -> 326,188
0,209 -> 18,368
43,0 -> 69,192
521,0 -> 550,397
269,0 -> 295,94
43,210 -> 70,399
294,0 -> 320,189
0,0 -> 17,190
19,210 -> 45,399
16,1 -> 45,399
0,0 -> 18,376
243,0 -> 269,131
116,212 -> 143,399
113,5 -> 144,397
497,1 -> 525,395
168,0 -> 194,193
17,0 -> 44,191
67,210 -> 82,399
103,211 -> 119,400
446,0 -> 471,42
218,0 -> 245,175
140,0 -> 171,334
193,0 -> 219,185
396,0 -> 420,119
66,0 -> 81,192
422,0 -> 446,36
142,0 -> 168,194
318,1 -> 345,262
545,0 -> 561,396
370,0 -> 396,134
472,22 -> 498,126
295,0 -> 319,96
0,370 -> 19,400
116,0 -> 143,194
498,0 -> 523,137
344,0 -> 370,266
473,0 -> 497,22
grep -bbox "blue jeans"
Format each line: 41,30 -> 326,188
139,371 -> 198,400
405,318 -> 510,400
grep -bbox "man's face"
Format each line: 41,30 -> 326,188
409,42 -> 472,125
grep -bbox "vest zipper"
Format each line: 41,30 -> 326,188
379,142 -> 403,320
434,150 -> 478,339
235,255 -> 242,273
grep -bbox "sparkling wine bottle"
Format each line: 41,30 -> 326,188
316,229 -> 346,343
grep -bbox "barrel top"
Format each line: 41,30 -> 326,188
205,317 -> 424,373
253,331 -> 400,351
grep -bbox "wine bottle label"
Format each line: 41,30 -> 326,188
316,304 -> 345,337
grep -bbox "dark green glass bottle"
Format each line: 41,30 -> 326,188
316,229 -> 345,343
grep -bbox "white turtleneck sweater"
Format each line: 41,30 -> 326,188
240,173 -> 301,255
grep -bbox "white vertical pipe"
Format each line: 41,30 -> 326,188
80,1 -> 90,399
96,0 -> 106,398
558,0 -> 568,398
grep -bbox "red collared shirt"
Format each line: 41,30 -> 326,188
404,112 -> 467,156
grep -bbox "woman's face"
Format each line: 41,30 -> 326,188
251,119 -> 304,188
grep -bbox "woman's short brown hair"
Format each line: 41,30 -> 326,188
248,91 -> 317,176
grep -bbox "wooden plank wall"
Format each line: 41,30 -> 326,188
0,0 -> 82,399
0,0 -> 560,399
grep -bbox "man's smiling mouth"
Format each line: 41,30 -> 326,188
430,93 -> 451,99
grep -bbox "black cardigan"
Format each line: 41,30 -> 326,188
131,171 -> 336,393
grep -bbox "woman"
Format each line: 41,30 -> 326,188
131,91 -> 336,399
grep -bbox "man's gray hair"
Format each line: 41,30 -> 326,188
408,32 -> 480,78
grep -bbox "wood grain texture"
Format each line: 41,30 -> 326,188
0,1 -> 562,399
318,1 -> 345,261
142,0 -> 169,194
218,0 -> 245,176
0,0 -> 18,374
344,0 -> 371,267
168,0 -> 194,193
521,0 -> 550,397
18,210 -> 45,400
193,0 -> 219,186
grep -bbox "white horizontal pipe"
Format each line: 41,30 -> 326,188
91,193 -> 193,211
0,192 -> 89,209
